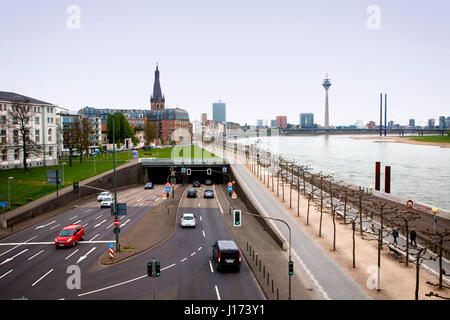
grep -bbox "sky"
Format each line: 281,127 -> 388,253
1,0 -> 449,127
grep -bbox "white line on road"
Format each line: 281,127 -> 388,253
94,214 -> 103,220
202,230 -> 206,238
35,221 -> 56,230
198,247 -> 202,251
28,250 -> 44,261
84,209 -> 93,213
106,223 -> 114,229
0,269 -> 13,279
65,249 -> 79,261
209,261 -> 214,273
77,247 -> 97,264
89,234 -> 100,242
215,285 -> 221,300
0,249 -> 28,266
94,219 -> 107,228
73,220 -> 82,225
50,224 -> 61,230
0,236 -> 37,257
190,252 -> 196,256
69,215 -> 78,220
31,269 -> 53,287
82,223 -> 89,227
0,240 -> 113,246
181,258 -> 187,262
121,219 -> 131,227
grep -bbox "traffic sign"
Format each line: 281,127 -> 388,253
228,186 -> 233,192
232,180 -> 235,185
113,226 -> 120,234
108,243 -> 114,249
165,182 -> 170,187
165,186 -> 171,192
231,191 -> 237,199
114,219 -> 120,227
111,203 -> 127,216
181,168 -> 186,173
228,182 -> 233,187
222,167 -> 227,173
0,201 -> 7,208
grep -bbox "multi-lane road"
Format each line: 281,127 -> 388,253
0,183 -> 264,300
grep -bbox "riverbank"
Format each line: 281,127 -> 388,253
351,135 -> 450,148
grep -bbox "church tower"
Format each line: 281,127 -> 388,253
151,63 -> 165,110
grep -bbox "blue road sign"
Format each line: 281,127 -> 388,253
228,186 -> 233,192
0,201 -> 7,208
109,243 -> 114,249
165,187 -> 171,192
181,168 -> 186,173
222,167 -> 227,173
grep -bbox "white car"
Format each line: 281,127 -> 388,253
180,213 -> 196,228
101,197 -> 114,208
97,192 -> 112,202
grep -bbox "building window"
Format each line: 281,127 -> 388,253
0,129 -> 6,144
48,128 -> 53,142
48,146 -> 53,157
35,129 -> 40,143
1,149 -> 6,162
13,130 -> 18,144
35,117 -> 39,125
14,148 -> 19,160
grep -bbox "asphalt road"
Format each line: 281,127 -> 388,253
0,183 -> 264,300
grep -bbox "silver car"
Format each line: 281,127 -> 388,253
180,213 -> 196,228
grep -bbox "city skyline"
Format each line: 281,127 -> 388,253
1,1 -> 450,127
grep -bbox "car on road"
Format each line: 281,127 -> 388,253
187,189 -> 197,198
205,179 -> 213,185
101,197 -> 114,208
144,182 -> 154,189
54,224 -> 85,248
180,213 -> 196,228
204,189 -> 214,198
97,191 -> 112,202
212,240 -> 241,272
193,181 -> 201,187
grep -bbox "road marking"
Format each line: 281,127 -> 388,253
50,223 -> 61,230
202,230 -> 206,238
28,250 -> 44,261
0,236 -> 37,257
31,269 -> 53,287
180,258 -> 187,262
0,249 -> 28,266
215,285 -> 221,300
94,215 -> 103,220
77,247 -> 97,264
198,247 -> 202,251
73,220 -> 82,225
84,209 -> 93,213
69,215 -> 78,220
93,219 -> 107,228
106,223 -> 114,229
190,252 -> 196,256
0,269 -> 13,279
215,196 -> 224,215
199,216 -> 203,222
121,219 -> 131,227
155,197 -> 160,202
35,221 -> 56,230
0,240 -> 113,246
82,223 -> 89,227
209,261 -> 214,273
198,203 -> 201,207
89,234 -> 100,241
65,249 -> 79,261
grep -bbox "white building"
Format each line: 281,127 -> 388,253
0,92 -> 58,169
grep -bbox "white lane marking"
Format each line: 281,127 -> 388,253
0,236 -> 37,257
77,247 -> 97,264
202,230 -> 206,238
82,223 -> 89,227
106,223 -> 114,229
77,264 -> 176,297
69,215 -> 78,220
209,261 -> 214,273
180,258 -> 187,262
190,252 -> 196,256
0,249 -> 28,265
198,247 -> 202,251
28,250 -> 44,261
199,216 -> 203,222
31,269 -> 53,287
50,224 -> 61,230
94,214 -> 103,220
65,249 -> 79,261
89,234 -> 100,242
73,220 -> 82,225
215,285 -> 221,300
84,209 -> 93,213
215,196 -> 224,214
155,197 -> 160,202
0,240 -> 113,246
0,269 -> 13,279
35,221 -> 56,230
93,219 -> 107,228
121,219 -> 131,227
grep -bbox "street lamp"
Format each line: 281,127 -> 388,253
432,207 -> 439,234
369,185 -> 374,194
62,162 -> 66,186
8,177 -> 13,210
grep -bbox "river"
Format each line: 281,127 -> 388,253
239,134 -> 450,211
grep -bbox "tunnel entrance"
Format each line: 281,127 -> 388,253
145,165 -> 230,185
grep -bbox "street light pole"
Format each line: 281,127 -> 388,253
8,177 -> 13,210
62,162 -> 66,186
432,207 -> 439,234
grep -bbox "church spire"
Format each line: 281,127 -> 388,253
151,63 -> 165,110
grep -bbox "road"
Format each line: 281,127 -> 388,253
0,183 -> 264,300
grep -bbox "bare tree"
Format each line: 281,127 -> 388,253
392,209 -> 421,266
423,228 -> 450,289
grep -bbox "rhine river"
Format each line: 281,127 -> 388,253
240,135 -> 450,211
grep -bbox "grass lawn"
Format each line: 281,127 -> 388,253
406,135 -> 450,143
0,145 -> 218,213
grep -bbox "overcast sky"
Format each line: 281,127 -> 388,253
1,0 -> 449,127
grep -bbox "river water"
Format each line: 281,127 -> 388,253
240,134 -> 450,211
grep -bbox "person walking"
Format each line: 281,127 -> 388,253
392,228 -> 399,244
410,228 -> 417,247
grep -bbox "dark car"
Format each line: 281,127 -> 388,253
187,189 -> 197,198
144,182 -> 154,189
204,189 -> 214,198
205,179 -> 213,186
193,181 -> 201,187
211,240 -> 241,272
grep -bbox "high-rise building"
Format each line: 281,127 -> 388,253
322,74 -> 332,129
439,116 -> 446,129
212,101 -> 226,123
428,119 -> 435,129
409,119 -> 415,128
300,113 -> 314,128
270,120 -> 276,128
275,116 -> 287,129
201,113 -> 207,124
256,119 -> 264,128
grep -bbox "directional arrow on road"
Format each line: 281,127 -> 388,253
76,247 -> 97,264
121,219 -> 131,227
35,221 -> 56,230
0,249 -> 28,265
93,219 -> 107,228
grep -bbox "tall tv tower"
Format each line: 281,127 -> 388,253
322,74 -> 332,129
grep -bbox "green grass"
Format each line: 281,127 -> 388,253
406,135 -> 450,143
0,145 -> 218,213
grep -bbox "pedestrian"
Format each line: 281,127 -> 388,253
410,228 -> 417,247
392,228 -> 399,244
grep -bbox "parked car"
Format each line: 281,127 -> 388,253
187,189 -> 197,198
180,213 -> 196,228
211,240 -> 241,272
101,197 -> 114,208
54,224 -> 85,248
204,189 -> 214,198
97,191 -> 112,202
205,179 -> 213,185
193,181 -> 201,187
144,182 -> 154,189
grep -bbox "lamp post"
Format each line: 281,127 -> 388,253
62,162 -> 66,186
432,207 -> 439,234
8,177 -> 13,210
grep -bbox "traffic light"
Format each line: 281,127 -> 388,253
73,182 -> 79,194
155,261 -> 161,277
233,210 -> 241,227
147,261 -> 153,277
289,261 -> 294,276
